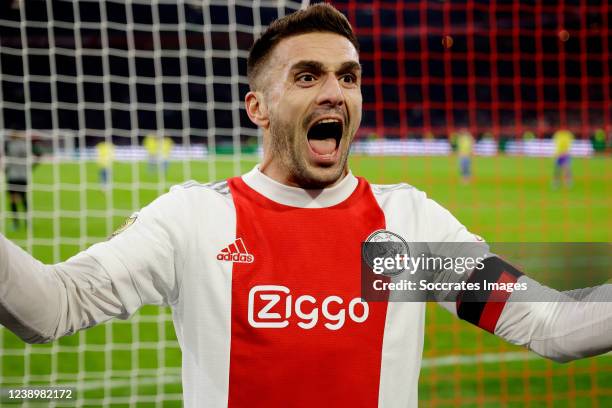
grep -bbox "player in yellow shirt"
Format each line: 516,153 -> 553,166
552,129 -> 574,188
143,134 -> 173,175
143,133 -> 159,173
95,141 -> 114,188
455,129 -> 474,183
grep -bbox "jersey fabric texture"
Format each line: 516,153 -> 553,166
84,166 -> 481,407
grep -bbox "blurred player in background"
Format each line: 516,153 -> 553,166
143,133 -> 159,174
592,128 -> 606,154
144,134 -> 173,175
3,131 -> 37,230
95,140 -> 114,188
552,128 -> 574,188
455,128 -> 474,183
160,136 -> 173,175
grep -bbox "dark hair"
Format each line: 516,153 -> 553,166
246,3 -> 359,90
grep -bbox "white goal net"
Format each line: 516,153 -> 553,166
0,1 -> 307,406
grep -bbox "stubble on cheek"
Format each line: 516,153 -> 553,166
269,113 -> 299,171
268,113 -> 320,186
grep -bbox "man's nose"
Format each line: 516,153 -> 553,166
315,75 -> 344,107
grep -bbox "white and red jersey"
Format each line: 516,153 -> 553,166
84,166 -> 479,407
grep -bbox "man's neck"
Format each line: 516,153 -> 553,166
241,165 -> 358,208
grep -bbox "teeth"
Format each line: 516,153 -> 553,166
316,118 -> 341,125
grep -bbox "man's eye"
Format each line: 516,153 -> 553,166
341,74 -> 357,84
297,74 -> 316,83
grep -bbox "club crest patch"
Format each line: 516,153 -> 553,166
110,212 -> 139,239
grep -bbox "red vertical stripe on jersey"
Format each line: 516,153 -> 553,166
227,177 -> 388,407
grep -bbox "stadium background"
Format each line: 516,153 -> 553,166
0,0 -> 611,406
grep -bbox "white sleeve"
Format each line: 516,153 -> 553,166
439,251 -> 612,362
0,188 -> 185,343
85,188 -> 185,314
494,277 -> 612,363
419,194 -> 489,309
416,193 -> 612,362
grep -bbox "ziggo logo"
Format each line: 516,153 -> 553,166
248,285 -> 369,330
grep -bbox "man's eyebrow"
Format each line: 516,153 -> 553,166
289,60 -> 325,74
336,61 -> 362,75
288,60 -> 361,75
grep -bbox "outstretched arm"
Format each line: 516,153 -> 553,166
446,256 -> 612,363
0,235 -> 128,343
421,194 -> 612,363
492,274 -> 612,362
0,188 -> 184,343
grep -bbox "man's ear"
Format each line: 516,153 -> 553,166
245,91 -> 270,129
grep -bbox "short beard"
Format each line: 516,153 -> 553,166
268,115 -> 348,189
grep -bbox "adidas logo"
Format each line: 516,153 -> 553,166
217,238 -> 255,263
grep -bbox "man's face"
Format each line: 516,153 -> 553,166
252,32 -> 362,188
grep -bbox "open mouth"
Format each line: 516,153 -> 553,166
306,119 -> 343,157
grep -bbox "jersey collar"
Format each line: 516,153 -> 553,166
241,165 -> 358,208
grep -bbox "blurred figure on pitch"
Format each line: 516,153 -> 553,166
143,134 -> 173,175
95,140 -> 114,189
3,131 -> 38,230
143,133 -> 159,174
552,128 -> 574,188
160,136 -> 174,175
455,128 -> 474,184
592,128 -> 606,154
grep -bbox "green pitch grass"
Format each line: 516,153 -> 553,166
1,155 -> 611,407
